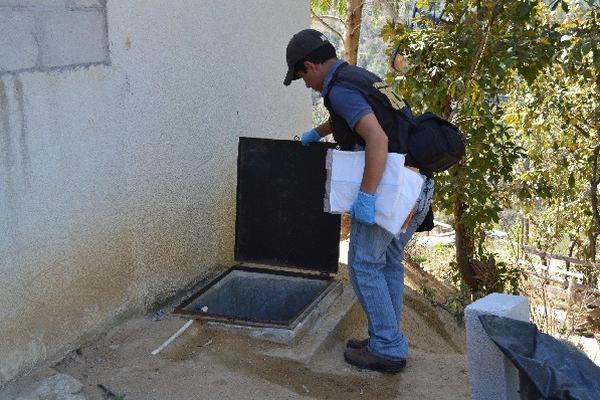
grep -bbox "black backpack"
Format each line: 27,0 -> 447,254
400,111 -> 465,232
400,111 -> 465,175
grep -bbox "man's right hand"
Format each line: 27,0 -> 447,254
300,129 -> 321,146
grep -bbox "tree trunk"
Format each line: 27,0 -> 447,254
447,96 -> 480,290
446,100 -> 480,290
453,199 -> 480,289
591,142 -> 600,231
593,76 -> 600,231
343,0 -> 363,65
312,0 -> 364,241
523,217 -> 530,261
587,230 -> 597,263
566,239 -> 577,271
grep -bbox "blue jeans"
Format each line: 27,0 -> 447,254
348,177 -> 434,360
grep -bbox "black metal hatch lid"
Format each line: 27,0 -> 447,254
235,137 -> 340,274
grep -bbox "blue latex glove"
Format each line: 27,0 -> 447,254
349,191 -> 376,225
300,128 -> 321,146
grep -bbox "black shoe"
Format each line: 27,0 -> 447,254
346,338 -> 368,349
344,346 -> 406,373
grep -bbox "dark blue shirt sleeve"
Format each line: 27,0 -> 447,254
328,85 -> 373,130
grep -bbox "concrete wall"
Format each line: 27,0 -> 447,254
0,0 -> 109,74
0,0 -> 311,385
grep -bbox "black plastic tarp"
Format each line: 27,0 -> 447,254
479,315 -> 600,400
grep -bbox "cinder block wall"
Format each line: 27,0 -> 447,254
0,0 -> 311,385
0,0 -> 109,73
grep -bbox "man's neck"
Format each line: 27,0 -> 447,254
317,58 -> 340,93
322,58 -> 339,72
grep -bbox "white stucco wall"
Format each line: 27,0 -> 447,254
0,0 -> 311,385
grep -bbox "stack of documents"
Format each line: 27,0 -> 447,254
324,149 -> 424,235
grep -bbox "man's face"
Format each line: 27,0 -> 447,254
296,61 -> 323,92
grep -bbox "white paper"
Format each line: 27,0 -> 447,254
324,149 -> 424,235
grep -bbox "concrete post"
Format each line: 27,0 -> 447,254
465,293 -> 529,400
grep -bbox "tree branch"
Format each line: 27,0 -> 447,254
468,2 -> 500,84
350,0 -> 365,16
449,1 -> 501,122
311,8 -> 344,40
318,14 -> 345,24
351,21 -> 363,35
348,0 -> 365,35
560,115 -> 591,138
574,123 -> 592,137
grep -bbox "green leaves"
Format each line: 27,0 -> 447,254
550,0 -> 568,13
503,56 -> 598,258
517,0 -> 535,19
381,0 -> 598,289
311,0 -> 347,15
568,172 -> 576,189
415,0 -> 431,9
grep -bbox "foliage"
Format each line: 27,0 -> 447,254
502,0 -> 599,271
312,0 -> 349,17
382,0 -> 559,223
503,72 -> 598,260
378,0 -> 598,291
311,1 -> 415,65
310,0 -> 598,291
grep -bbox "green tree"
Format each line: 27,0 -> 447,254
311,0 -> 415,66
555,0 -> 600,233
311,0 -> 366,65
382,0 -> 562,292
503,0 -> 599,271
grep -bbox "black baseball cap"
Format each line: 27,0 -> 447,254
284,29 -> 331,86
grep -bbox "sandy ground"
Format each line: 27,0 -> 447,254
1,263 -> 470,400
